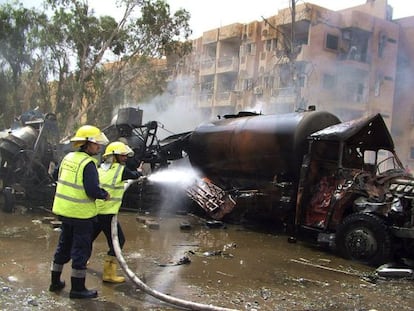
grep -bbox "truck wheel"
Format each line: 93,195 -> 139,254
335,213 -> 391,266
3,187 -> 15,213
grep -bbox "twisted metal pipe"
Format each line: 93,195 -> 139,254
111,215 -> 239,311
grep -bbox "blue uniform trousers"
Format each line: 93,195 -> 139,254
53,216 -> 96,270
92,214 -> 125,257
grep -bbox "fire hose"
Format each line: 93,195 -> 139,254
111,215 -> 239,311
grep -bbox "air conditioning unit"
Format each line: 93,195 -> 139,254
253,87 -> 263,95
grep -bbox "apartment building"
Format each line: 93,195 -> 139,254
169,0 -> 414,169
393,16 -> 414,171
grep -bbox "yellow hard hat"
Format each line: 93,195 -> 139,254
70,125 -> 109,145
103,141 -> 134,158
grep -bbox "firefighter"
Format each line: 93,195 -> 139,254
92,141 -> 143,283
49,125 -> 110,299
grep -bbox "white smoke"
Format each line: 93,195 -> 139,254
115,76 -> 210,140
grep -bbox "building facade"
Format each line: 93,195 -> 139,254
169,0 -> 414,170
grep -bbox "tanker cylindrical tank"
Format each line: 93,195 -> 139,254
0,126 -> 38,161
186,111 -> 340,182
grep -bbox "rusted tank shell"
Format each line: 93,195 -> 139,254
186,111 -> 340,181
0,126 -> 37,160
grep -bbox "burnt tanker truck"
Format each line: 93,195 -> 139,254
2,106 -> 414,266
171,108 -> 414,266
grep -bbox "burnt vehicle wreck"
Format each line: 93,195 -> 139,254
163,109 -> 414,266
2,105 -> 413,266
0,109 -> 60,212
0,106 -> 184,213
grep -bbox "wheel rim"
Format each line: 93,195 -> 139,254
345,227 -> 377,260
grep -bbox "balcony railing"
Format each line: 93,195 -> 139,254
200,59 -> 216,75
217,56 -> 239,73
215,91 -> 238,107
199,91 -> 214,107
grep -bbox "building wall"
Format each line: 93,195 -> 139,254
393,16 -> 414,171
170,0 -> 413,169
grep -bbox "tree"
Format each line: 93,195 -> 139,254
262,0 -> 309,111
0,2 -> 46,124
38,0 -> 192,135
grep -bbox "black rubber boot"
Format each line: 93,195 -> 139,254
69,277 -> 97,299
49,271 -> 65,292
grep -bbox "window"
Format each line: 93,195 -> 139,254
357,83 -> 364,97
243,79 -> 253,91
264,76 -> 274,89
374,78 -> 381,96
201,81 -> 213,92
239,45 -> 244,57
345,81 -> 365,102
322,74 -> 336,89
246,43 -> 256,55
326,34 -> 339,50
298,75 -> 305,88
378,33 -> 387,58
265,38 -> 277,51
410,147 -> 414,160
266,39 -> 272,51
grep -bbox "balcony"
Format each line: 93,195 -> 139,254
215,91 -> 238,107
342,11 -> 374,33
202,29 -> 219,44
199,91 -> 214,107
216,56 -> 239,73
200,58 -> 216,76
271,87 -> 297,103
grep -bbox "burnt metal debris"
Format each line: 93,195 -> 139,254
1,106 -> 414,267
0,108 -> 60,212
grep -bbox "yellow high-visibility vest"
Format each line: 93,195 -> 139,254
52,152 -> 98,219
96,163 -> 124,214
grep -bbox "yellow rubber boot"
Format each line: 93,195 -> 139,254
103,256 -> 125,283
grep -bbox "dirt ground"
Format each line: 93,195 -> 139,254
1,203 -> 414,311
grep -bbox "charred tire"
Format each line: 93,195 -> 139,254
335,213 -> 391,266
3,187 -> 15,213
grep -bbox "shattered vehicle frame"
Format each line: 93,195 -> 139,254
0,110 -> 60,212
176,110 -> 414,266
296,113 -> 414,265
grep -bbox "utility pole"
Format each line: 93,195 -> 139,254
290,0 -> 301,111
262,0 -> 303,111
290,0 -> 296,60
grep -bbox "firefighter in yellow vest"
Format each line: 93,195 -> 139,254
92,141 -> 143,283
49,125 -> 110,299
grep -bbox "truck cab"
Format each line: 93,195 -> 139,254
295,114 -> 414,265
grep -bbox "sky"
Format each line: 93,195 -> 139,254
164,0 -> 414,38
7,0 -> 414,39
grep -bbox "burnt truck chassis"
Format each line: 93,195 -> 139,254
1,107 -> 413,266
0,112 -> 60,212
170,111 -> 414,266
294,114 -> 414,265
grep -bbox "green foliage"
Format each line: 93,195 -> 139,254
0,0 -> 192,135
0,2 -> 47,124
